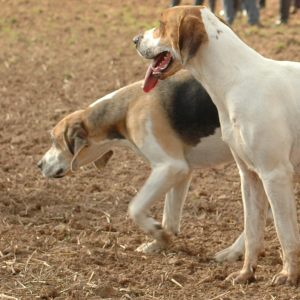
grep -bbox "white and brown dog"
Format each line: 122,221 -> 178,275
38,70 -> 242,255
134,6 -> 300,285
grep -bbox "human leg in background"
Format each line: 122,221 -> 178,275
259,0 -> 266,9
244,0 -> 260,24
209,0 -> 216,12
171,0 -> 180,7
194,0 -> 216,12
222,0 -> 236,24
290,0 -> 300,13
276,0 -> 291,24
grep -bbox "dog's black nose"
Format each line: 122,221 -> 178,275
37,160 -> 43,170
133,34 -> 141,45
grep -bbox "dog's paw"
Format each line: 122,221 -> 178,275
214,246 -> 244,262
136,240 -> 162,253
272,270 -> 299,286
226,268 -> 255,284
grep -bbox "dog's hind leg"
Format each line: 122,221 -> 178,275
162,170 -> 193,235
215,207 -> 273,262
136,171 -> 193,253
261,163 -> 300,286
226,154 -> 269,284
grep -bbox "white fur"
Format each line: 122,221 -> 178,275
129,118 -> 191,245
195,10 -> 300,285
186,128 -> 233,169
136,6 -> 300,285
90,89 -> 121,107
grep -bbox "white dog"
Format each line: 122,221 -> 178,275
134,6 -> 300,285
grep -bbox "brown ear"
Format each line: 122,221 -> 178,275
178,12 -> 208,66
94,150 -> 114,171
71,135 -> 89,172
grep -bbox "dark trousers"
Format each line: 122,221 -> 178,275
279,0 -> 291,21
291,0 -> 300,8
171,0 -> 216,13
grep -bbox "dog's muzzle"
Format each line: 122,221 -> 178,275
37,159 -> 64,178
133,33 -> 143,48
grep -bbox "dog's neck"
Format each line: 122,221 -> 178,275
186,8 -> 266,107
84,86 -> 130,141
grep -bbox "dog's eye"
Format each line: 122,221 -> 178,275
158,20 -> 165,32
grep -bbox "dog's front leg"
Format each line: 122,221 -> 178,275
129,161 -> 190,249
262,163 -> 300,286
136,171 -> 193,253
227,154 -> 268,284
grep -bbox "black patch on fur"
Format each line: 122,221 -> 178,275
156,72 -> 220,146
106,125 -> 125,140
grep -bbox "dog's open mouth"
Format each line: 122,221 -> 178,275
143,51 -> 173,93
53,168 -> 64,178
54,174 -> 65,178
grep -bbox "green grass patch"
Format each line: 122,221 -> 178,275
63,71 -> 73,80
11,31 -> 19,39
2,26 -> 11,33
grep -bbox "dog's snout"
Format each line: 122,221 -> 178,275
133,33 -> 143,46
37,160 -> 43,170
133,35 -> 139,45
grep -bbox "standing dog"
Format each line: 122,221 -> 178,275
38,70 -> 239,255
134,6 -> 300,285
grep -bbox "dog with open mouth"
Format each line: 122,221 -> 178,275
133,5 -> 300,286
38,70 -> 247,255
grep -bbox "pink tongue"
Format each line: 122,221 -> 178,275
143,63 -> 159,93
143,53 -> 166,93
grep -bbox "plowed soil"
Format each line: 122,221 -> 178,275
1,0 -> 300,299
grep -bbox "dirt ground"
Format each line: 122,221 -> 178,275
1,0 -> 300,299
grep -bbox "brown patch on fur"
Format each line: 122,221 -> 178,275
83,88 -> 130,142
126,92 -> 150,147
52,110 -> 85,153
150,96 -> 185,160
154,6 -> 208,65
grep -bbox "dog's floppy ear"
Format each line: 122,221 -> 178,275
94,150 -> 114,171
71,135 -> 89,172
178,10 -> 208,66
67,123 -> 89,172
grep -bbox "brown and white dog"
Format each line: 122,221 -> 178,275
134,5 -> 300,285
38,70 -> 241,255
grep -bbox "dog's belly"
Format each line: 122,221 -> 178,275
186,128 -> 233,169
